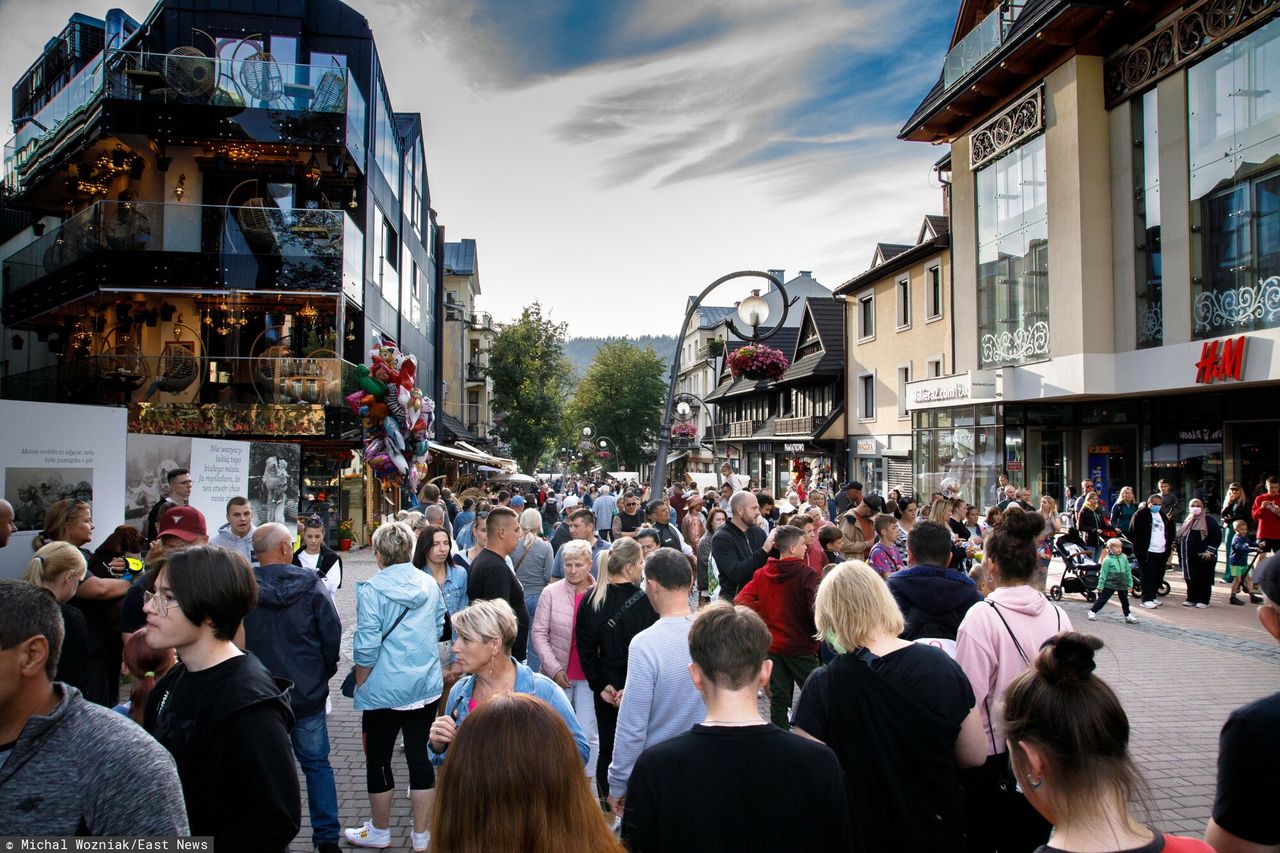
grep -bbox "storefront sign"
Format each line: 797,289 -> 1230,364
1178,427 -> 1222,442
906,371 -> 999,411
855,438 -> 878,456
1194,336 -> 1246,385
782,443 -> 806,453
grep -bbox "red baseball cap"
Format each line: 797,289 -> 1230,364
156,505 -> 208,541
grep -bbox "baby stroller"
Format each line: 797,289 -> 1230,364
1049,530 -> 1100,602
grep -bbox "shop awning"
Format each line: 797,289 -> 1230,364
454,441 -> 517,471
666,451 -> 689,465
428,441 -> 508,467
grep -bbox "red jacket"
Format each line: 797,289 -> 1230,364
734,557 -> 819,656
1253,492 -> 1280,541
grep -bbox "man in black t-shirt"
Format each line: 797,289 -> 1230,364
1207,554 -> 1280,853
465,507 -> 531,661
621,603 -> 852,852
145,468 -> 194,546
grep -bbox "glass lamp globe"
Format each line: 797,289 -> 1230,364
737,290 -> 769,329
675,401 -> 692,419
582,426 -> 592,437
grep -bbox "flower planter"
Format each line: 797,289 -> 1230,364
727,344 -> 789,381
338,538 -> 353,551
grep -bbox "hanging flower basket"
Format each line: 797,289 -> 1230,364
727,344 -> 789,381
671,422 -> 698,438
597,450 -> 612,460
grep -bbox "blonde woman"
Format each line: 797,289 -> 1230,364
23,541 -> 92,696
792,560 -> 985,853
572,536 -> 656,798
1035,496 -> 1062,592
513,508 -> 554,673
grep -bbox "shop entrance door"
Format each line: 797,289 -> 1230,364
1029,429 -> 1066,505
1228,421 -> 1280,498
1081,428 -> 1139,509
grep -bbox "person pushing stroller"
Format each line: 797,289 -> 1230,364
1088,537 -> 1139,624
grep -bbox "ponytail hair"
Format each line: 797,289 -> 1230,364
518,508 -> 543,551
592,536 -> 642,611
23,541 -> 85,588
122,629 -> 176,725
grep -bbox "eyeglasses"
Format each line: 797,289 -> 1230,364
143,589 -> 178,618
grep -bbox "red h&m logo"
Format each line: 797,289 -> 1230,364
1194,336 -> 1247,385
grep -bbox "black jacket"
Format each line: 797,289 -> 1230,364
574,583 -> 658,694
886,565 -> 984,642
243,562 -> 341,719
291,545 -> 342,587
1129,505 -> 1173,557
145,653 -> 300,851
1077,507 -> 1106,547
711,522 -> 768,602
1177,517 -> 1223,570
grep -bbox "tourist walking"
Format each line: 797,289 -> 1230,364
696,506 -> 727,602
550,508 -> 610,579
711,492 -> 775,602
792,560 -> 985,853
466,507 -> 531,661
1110,485 -> 1139,536
1130,493 -> 1173,610
1251,475 -> 1280,554
1178,498 -> 1221,608
514,508 -> 555,672
867,513 -> 905,578
345,521 -> 446,852
954,510 -> 1070,853
1035,496 -> 1062,592
211,496 -> 257,565
413,524 -> 469,698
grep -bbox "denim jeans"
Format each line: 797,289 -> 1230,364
291,711 -> 340,846
523,593 -> 543,672
568,679 -> 600,781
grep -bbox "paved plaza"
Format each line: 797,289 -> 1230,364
291,549 -> 1279,851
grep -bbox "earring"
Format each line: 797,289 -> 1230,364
1026,774 -> 1043,791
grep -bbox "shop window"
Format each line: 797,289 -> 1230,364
926,264 -> 943,321
896,364 -> 911,420
858,372 -> 875,421
896,276 -> 911,330
1134,89 -> 1162,348
1188,17 -> 1280,339
858,294 -> 875,341
976,132 -> 1049,367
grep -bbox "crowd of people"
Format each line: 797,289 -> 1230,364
0,466 -> 1277,853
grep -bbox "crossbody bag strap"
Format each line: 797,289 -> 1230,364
606,588 -> 647,632
984,600 -> 1030,665
383,605 -> 411,642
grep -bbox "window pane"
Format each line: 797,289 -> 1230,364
1136,90 -> 1163,348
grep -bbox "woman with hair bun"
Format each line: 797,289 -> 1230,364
1003,632 -> 1213,853
955,508 -> 1071,853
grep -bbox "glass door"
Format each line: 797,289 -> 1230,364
1228,420 -> 1280,499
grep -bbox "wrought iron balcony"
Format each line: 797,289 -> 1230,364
775,415 -> 820,437
2,200 -> 356,325
5,49 -> 366,195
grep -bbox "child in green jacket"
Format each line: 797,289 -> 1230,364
1088,537 -> 1138,623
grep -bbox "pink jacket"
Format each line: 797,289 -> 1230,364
531,578 -> 588,678
954,585 -> 1071,755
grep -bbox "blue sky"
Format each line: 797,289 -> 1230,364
0,0 -> 959,335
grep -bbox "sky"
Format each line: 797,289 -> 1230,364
0,0 -> 958,336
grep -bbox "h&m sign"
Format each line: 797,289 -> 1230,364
1194,336 -> 1246,385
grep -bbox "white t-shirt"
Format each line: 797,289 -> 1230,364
298,550 -> 341,598
297,550 -> 320,571
1148,510 -> 1166,554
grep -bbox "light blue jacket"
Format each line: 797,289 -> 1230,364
431,658 -> 589,767
352,562 -> 446,711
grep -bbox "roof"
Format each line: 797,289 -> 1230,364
778,298 -> 845,385
438,412 -> 479,443
704,327 -> 800,401
922,215 -> 950,240
872,243 -> 913,267
444,240 -> 477,276
837,232 -> 950,296
697,306 -> 736,330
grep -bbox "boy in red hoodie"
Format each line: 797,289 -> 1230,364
735,525 -> 819,729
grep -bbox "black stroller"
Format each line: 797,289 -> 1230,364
1050,530 -> 1100,602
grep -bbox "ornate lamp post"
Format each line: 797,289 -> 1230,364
650,271 -> 794,496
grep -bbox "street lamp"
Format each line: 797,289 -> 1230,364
650,270 -> 795,496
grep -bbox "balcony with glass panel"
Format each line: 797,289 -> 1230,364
942,2 -> 1026,92
2,200 -> 359,326
4,49 -> 367,197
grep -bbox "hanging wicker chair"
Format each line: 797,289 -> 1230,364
163,46 -> 215,98
312,68 -> 347,112
239,51 -> 284,102
152,341 -> 199,394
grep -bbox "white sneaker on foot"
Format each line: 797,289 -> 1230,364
344,822 -> 390,849
1140,601 -> 1157,609
411,830 -> 430,852
1195,602 -> 1209,608
1125,615 -> 1139,624
1154,599 -> 1163,606
1086,610 -> 1096,621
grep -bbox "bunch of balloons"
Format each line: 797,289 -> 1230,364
345,340 -> 434,492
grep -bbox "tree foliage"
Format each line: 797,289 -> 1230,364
488,303 -> 573,474
569,341 -> 667,470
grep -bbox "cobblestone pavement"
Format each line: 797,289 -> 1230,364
288,550 -> 1278,850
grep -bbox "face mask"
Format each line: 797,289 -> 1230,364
1190,506 -> 1202,517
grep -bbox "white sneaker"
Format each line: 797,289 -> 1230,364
1154,599 -> 1163,606
411,830 -> 430,852
1086,610 -> 1096,621
1195,602 -> 1209,609
1140,601 -> 1157,609
1125,615 -> 1139,624
344,822 -> 391,849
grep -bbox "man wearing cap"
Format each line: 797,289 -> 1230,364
1207,554 -> 1280,853
118,506 -> 209,639
550,495 -> 580,554
834,481 -> 863,518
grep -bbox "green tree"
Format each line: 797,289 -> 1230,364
488,303 -> 573,474
570,341 -> 667,470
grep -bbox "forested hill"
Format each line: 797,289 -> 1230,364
564,335 -> 676,378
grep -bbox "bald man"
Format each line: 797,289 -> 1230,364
0,499 -> 15,548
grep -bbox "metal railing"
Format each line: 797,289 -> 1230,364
465,360 -> 486,382
0,355 -> 359,408
3,200 -> 354,298
469,312 -> 493,332
5,49 -> 365,193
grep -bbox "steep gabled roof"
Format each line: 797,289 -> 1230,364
872,243 -> 913,267
779,298 -> 844,385
919,215 -> 950,243
697,306 -> 736,330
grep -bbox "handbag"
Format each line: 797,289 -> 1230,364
341,605 -> 410,699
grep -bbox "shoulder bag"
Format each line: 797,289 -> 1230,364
341,604 -> 411,698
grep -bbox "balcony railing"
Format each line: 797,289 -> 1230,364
775,415 -> 820,437
5,49 -> 366,194
469,312 -> 493,332
465,361 -> 486,383
2,200 -> 355,322
942,2 -> 1026,91
727,419 -> 763,439
0,355 -> 359,409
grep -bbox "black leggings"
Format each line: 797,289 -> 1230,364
361,703 -> 438,794
593,695 -> 619,799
